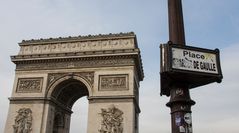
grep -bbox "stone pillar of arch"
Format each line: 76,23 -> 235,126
4,32 -> 144,133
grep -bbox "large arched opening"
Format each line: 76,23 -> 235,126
48,75 -> 91,133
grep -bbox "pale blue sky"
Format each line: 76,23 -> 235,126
0,0 -> 239,133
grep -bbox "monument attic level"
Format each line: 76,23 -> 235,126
5,32 -> 144,133
11,32 -> 144,79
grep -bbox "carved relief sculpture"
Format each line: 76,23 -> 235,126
16,78 -> 43,93
99,75 -> 128,91
13,108 -> 32,133
99,105 -> 123,133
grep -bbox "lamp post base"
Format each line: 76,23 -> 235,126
166,86 -> 195,133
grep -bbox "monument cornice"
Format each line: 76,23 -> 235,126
17,32 -> 139,56
19,32 -> 136,45
12,50 -> 144,81
11,49 -> 140,61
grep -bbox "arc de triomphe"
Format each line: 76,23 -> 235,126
4,32 -> 144,133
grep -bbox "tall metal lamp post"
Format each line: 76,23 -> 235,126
167,0 -> 195,132
160,0 -> 223,133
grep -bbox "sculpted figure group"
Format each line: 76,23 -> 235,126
99,105 -> 124,133
13,108 -> 32,133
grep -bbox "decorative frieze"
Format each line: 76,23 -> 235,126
99,75 -> 128,91
16,58 -> 135,71
18,39 -> 134,55
99,105 -> 123,133
16,78 -> 43,93
13,108 -> 32,133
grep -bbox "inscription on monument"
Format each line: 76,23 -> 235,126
13,108 -> 32,133
99,75 -> 128,91
16,78 -> 43,93
99,105 -> 123,133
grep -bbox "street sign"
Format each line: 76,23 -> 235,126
160,43 -> 223,96
171,47 -> 219,74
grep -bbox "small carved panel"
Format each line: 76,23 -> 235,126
13,108 -> 32,133
99,105 -> 123,133
16,78 -> 43,93
99,75 -> 128,91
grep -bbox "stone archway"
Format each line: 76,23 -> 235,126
44,73 -> 93,133
48,76 -> 90,133
5,32 -> 144,133
47,74 -> 93,99
51,78 -> 89,109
